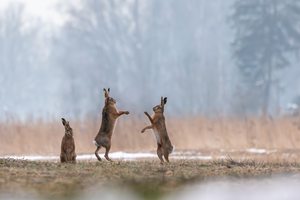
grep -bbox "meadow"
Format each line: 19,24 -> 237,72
1,117 -> 300,199
1,159 -> 300,200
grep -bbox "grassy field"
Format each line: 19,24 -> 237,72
1,158 -> 300,200
2,117 -> 300,199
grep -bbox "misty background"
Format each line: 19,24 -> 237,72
0,0 -> 300,121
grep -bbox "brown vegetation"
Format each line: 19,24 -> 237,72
0,117 -> 300,156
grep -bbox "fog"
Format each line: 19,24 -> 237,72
0,0 -> 300,120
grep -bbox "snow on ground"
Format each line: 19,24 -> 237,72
0,148 -> 278,161
0,152 -> 155,161
246,148 -> 267,154
246,148 -> 277,154
0,152 -> 212,161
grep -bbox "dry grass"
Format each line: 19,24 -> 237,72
1,117 -> 300,155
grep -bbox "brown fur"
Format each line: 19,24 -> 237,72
141,97 -> 173,163
94,88 -> 129,161
60,118 -> 76,163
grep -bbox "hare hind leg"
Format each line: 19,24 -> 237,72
157,143 -> 164,164
163,150 -> 170,163
104,145 -> 112,162
60,154 -> 66,163
95,146 -> 102,161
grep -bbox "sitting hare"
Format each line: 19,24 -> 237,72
60,118 -> 76,163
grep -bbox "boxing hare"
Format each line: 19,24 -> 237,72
141,97 -> 173,163
94,88 -> 129,161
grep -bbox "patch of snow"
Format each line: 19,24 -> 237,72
246,148 -> 267,154
0,155 -> 58,161
78,152 -> 157,161
172,156 -> 212,160
0,151 -> 214,161
2,149 -> 280,161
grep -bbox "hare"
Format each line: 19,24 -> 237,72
94,88 -> 129,161
60,118 -> 76,163
141,97 -> 173,163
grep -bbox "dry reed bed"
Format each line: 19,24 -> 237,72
0,117 -> 300,155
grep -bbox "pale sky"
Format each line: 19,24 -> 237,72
0,0 -> 76,26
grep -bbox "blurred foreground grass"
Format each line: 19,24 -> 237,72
1,159 -> 300,200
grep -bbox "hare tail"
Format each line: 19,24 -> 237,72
169,145 -> 175,154
93,140 -> 100,147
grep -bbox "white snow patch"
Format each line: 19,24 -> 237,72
0,155 -> 58,161
78,152 -> 157,160
246,148 -> 277,154
246,148 -> 267,154
172,155 -> 213,160
1,149 -> 280,161
0,151 -> 214,161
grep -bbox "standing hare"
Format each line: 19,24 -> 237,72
141,97 -> 173,163
60,118 -> 76,163
94,88 -> 129,161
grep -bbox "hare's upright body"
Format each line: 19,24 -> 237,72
141,97 -> 173,163
60,118 -> 76,163
94,88 -> 129,161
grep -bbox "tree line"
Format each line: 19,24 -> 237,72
0,0 -> 299,120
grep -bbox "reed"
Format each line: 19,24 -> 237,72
0,117 -> 299,155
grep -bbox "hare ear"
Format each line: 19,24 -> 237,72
103,88 -> 109,98
61,118 -> 66,126
108,88 -> 110,93
163,97 -> 167,105
161,96 -> 164,106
